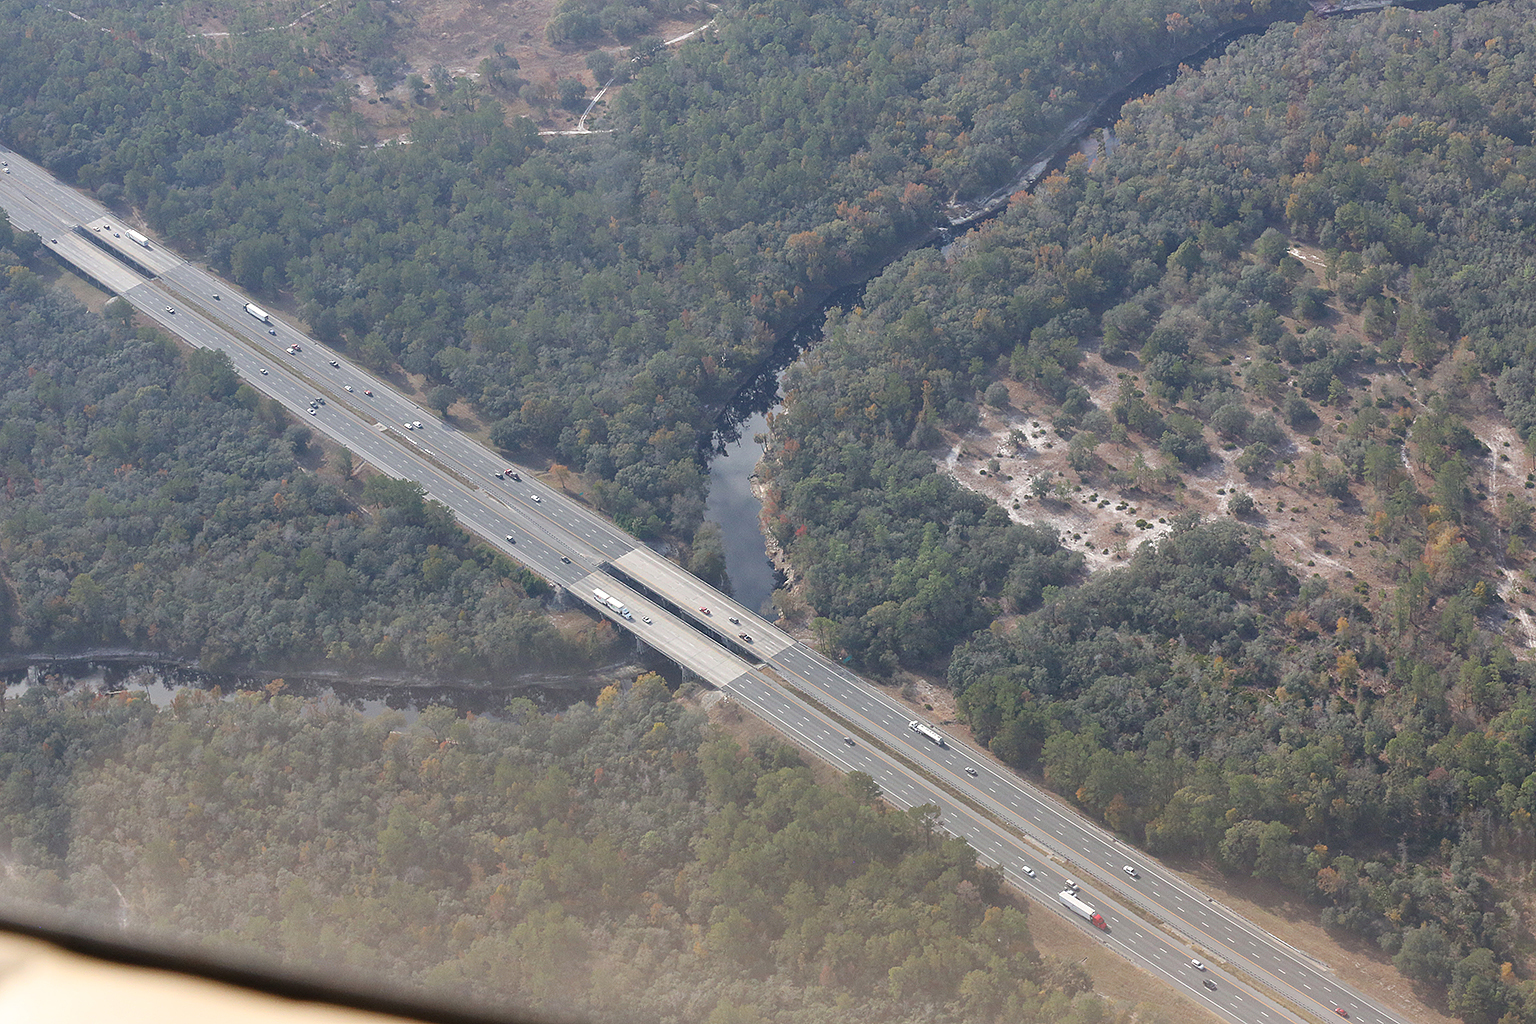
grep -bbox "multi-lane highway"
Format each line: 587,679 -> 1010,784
0,142 -> 1421,1024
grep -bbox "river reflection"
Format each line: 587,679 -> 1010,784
705,410 -> 780,618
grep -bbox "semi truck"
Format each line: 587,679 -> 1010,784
908,720 -> 946,747
244,302 -> 272,324
1058,890 -> 1108,930
124,228 -> 151,248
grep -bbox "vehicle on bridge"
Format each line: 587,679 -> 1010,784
592,589 -> 635,621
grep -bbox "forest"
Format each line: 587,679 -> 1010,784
0,679 -> 1152,1024
0,253 -> 599,675
756,2 -> 1536,1021
3,0 -> 1536,1018
0,0 -> 1286,543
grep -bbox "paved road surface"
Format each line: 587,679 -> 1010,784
0,143 -> 1418,1024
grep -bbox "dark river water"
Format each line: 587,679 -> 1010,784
698,0 -> 1436,608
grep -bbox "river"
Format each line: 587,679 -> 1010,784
1,655 -> 658,719
701,0 -> 1456,607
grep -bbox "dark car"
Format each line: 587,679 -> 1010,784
738,633 -> 752,642
1202,979 -> 1217,991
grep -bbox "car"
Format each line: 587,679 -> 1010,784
308,407 -> 316,415
404,422 -> 414,430
1123,865 -> 1139,878
412,421 -> 423,430
642,616 -> 652,624
50,237 -> 57,244
268,328 -> 277,335
164,306 -> 175,314
699,607 -> 710,615
344,385 -> 354,393
964,766 -> 978,776
505,535 -> 516,543
212,293 -> 220,300
329,360 -> 340,368
259,368 -> 268,375
843,736 -> 854,745
1333,1011 -> 1348,1019
560,556 -> 571,564
1202,979 -> 1217,991
315,397 -> 325,405
531,494 -> 541,503
508,470 -> 520,481
739,633 -> 752,642
1189,959 -> 1204,971
1021,866 -> 1036,878
495,471 -> 504,479
728,616 -> 740,624
363,389 -> 372,396
1065,880 -> 1079,892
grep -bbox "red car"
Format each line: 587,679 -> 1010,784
699,607 -> 710,615
363,389 -> 373,396
1333,1011 -> 1348,1019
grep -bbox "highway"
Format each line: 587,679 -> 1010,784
0,142 -> 1419,1024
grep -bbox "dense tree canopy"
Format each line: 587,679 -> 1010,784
0,269 -> 593,675
0,0 -> 1294,542
0,679 -> 1148,1024
759,3 -> 1536,1019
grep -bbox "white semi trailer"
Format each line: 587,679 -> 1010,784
908,720 -> 946,747
244,302 -> 272,324
1058,890 -> 1108,930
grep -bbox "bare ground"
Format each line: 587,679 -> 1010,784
938,240 -> 1535,657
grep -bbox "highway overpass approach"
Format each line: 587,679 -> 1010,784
0,141 -> 1425,1024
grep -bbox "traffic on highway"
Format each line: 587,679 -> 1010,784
0,141 -> 1415,1024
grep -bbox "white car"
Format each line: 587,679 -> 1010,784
1190,959 -> 1205,971
308,408 -> 316,415
344,385 -> 354,393
259,368 -> 267,375
531,494 -> 542,503
964,766 -> 977,776
1021,866 -> 1035,878
164,306 -> 174,314
412,421 -> 423,429
1123,865 -> 1139,878
643,616 -> 652,624
404,422 -> 414,430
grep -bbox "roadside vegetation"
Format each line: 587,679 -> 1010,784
0,267 -> 598,675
